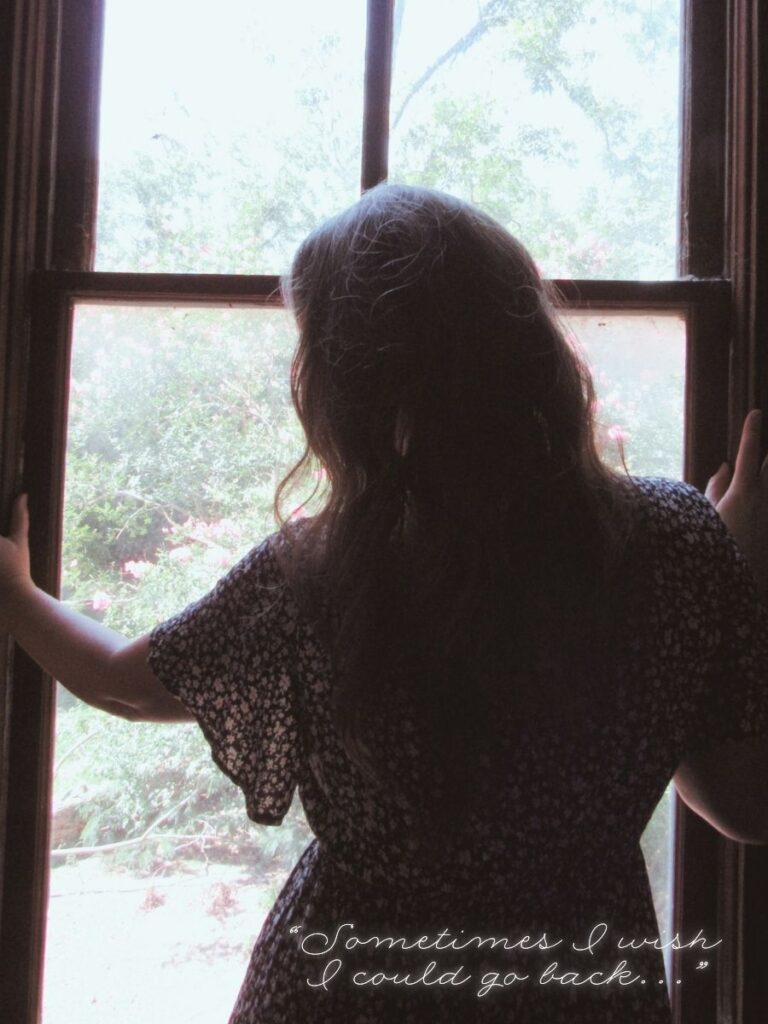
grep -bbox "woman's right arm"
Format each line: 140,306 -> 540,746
673,410 -> 768,844
0,494 -> 193,722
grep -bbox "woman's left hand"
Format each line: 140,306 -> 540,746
0,494 -> 33,627
706,409 -> 768,594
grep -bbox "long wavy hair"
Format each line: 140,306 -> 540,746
276,184 -> 637,833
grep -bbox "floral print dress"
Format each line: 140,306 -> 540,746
147,478 -> 768,1023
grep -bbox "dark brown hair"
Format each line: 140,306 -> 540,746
276,183 -> 637,833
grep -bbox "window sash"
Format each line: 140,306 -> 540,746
21,269 -> 729,1024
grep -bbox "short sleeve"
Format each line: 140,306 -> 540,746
147,535 -> 301,825
674,483 -> 768,753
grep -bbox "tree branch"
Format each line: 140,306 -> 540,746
50,832 -> 214,860
51,792 -> 202,860
392,0 -> 508,130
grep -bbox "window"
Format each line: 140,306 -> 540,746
1,0 -> 766,1021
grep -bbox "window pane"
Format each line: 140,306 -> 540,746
563,309 -> 686,968
390,0 -> 681,279
95,0 -> 365,274
565,310 -> 686,478
44,304 -> 313,1023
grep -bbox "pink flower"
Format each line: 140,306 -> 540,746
123,559 -> 153,580
607,425 -> 628,444
91,591 -> 112,612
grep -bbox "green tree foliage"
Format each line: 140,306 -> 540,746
56,307 -> 312,875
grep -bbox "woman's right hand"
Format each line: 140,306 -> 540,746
0,494 -> 33,625
706,409 -> 768,594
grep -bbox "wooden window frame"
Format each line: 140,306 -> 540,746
1,0 -> 766,1020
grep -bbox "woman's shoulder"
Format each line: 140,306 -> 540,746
624,475 -> 721,532
183,528 -> 304,626
627,474 -> 703,503
618,476 -> 741,580
250,520 -> 329,626
234,519 -> 313,578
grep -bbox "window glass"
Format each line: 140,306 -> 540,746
44,305 -> 684,1019
95,0 -> 366,274
564,310 -> 686,479
390,0 -> 681,279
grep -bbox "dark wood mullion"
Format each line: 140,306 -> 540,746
49,0 -> 104,271
729,0 -> 768,428
671,816 -> 720,1024
743,845 -> 768,1021
1,284 -> 72,1024
551,279 -> 728,309
678,0 -> 728,278
360,0 -> 394,191
30,270 -> 729,309
30,270 -> 284,305
0,0 -> 63,1018
684,283 -> 732,492
676,2 -> 744,1020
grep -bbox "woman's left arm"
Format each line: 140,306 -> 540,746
0,494 -> 193,722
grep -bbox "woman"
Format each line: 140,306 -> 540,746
2,184 -> 768,1022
